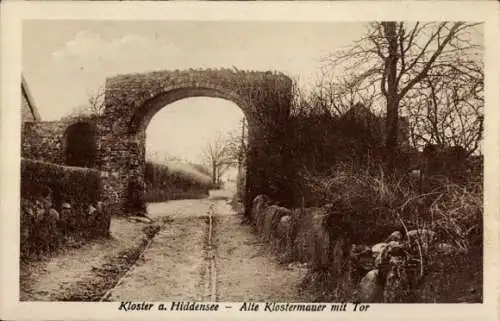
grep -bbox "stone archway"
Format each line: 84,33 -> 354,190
97,69 -> 294,217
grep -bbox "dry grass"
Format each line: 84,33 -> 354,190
298,162 -> 483,302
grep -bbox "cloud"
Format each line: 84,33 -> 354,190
50,29 -> 320,82
52,30 -> 182,74
40,29 -> 323,120
52,30 -> 107,58
43,31 -> 185,118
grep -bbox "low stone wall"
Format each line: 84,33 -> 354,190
250,194 -> 469,303
20,158 -> 111,259
252,195 -> 335,267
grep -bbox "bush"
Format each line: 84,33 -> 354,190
20,158 -> 109,260
144,161 -> 212,202
296,162 -> 483,302
288,112 -> 386,176
21,158 -> 101,208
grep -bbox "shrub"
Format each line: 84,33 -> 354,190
21,158 -> 102,208
20,158 -> 109,260
144,161 -> 212,202
296,162 -> 483,302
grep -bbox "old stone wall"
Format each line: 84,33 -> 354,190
21,69 -> 295,218
99,68 -> 294,216
21,158 -> 110,259
22,121 -> 67,164
22,117 -> 98,167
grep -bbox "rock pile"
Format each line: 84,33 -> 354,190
21,194 -> 109,259
351,228 -> 462,302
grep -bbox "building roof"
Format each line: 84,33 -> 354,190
21,74 -> 41,121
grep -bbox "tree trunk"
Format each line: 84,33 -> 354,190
383,21 -> 400,171
212,161 -> 217,185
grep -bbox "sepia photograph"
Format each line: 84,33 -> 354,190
1,2 -> 499,320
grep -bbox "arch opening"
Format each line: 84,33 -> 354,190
65,122 -> 97,168
141,96 -> 248,210
127,87 -> 254,136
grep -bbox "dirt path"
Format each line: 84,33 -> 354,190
20,217 -> 158,301
213,200 -> 311,301
105,196 -> 309,302
103,200 -> 212,301
21,194 -> 309,302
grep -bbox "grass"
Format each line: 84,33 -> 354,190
296,162 -> 483,302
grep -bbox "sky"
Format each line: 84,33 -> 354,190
22,20 -> 368,164
146,98 -> 244,164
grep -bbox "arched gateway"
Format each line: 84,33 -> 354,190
97,69 -> 295,217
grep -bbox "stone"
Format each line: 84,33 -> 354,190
385,231 -> 403,242
351,244 -> 371,256
277,215 -> 292,237
88,205 -> 97,215
435,242 -> 460,255
275,214 -> 294,260
261,205 -> 291,241
252,194 -> 272,225
96,201 -> 104,211
387,241 -> 405,256
47,208 -> 60,221
406,228 -> 436,251
351,244 -> 374,274
371,242 -> 388,258
280,215 -> 291,224
357,269 -> 383,302
129,216 -> 153,224
373,241 -> 405,268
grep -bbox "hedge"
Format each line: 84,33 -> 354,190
144,161 -> 213,202
21,158 -> 102,209
20,158 -> 111,259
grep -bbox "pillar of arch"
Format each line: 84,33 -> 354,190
97,69 -> 294,217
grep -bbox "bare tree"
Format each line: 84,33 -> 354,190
307,70 -> 380,118
225,118 -> 249,169
62,87 -> 105,120
85,87 -> 106,116
201,133 -> 235,186
404,62 -> 483,155
323,22 -> 483,168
